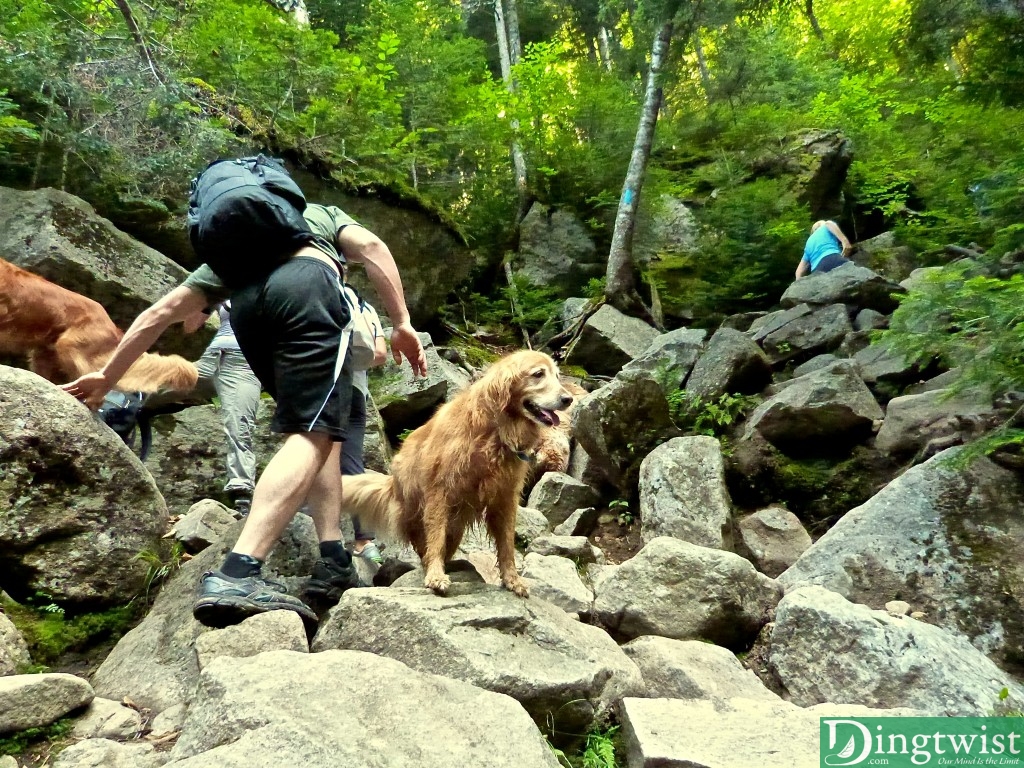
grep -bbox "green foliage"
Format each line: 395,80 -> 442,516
549,724 -> 623,768
995,687 -> 1024,717
667,391 -> 757,437
0,717 -> 73,757
1,595 -> 141,666
135,541 -> 187,602
608,499 -> 633,526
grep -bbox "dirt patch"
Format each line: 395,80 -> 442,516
588,512 -> 644,565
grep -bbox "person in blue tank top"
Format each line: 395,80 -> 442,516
795,220 -> 853,279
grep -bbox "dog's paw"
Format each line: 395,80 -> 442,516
424,573 -> 451,594
503,576 -> 529,598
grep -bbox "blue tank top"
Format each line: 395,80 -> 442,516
803,226 -> 842,270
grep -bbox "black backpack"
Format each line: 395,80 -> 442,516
186,155 -> 314,288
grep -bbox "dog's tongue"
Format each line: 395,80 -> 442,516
545,409 -> 561,427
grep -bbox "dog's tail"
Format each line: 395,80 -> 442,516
342,471 -> 400,536
116,353 -> 198,395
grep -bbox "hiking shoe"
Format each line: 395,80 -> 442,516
227,490 -> 253,519
304,557 -> 364,606
354,541 -> 384,565
193,570 -> 318,633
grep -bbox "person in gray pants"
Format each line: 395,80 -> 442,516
187,301 -> 261,517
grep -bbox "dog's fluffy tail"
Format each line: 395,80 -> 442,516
342,471 -> 400,536
116,352 -> 198,395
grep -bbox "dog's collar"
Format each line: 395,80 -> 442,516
502,441 -> 533,462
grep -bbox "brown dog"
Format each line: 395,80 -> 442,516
0,258 -> 198,407
342,349 -> 574,596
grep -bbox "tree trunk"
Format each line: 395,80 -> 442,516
111,0 -> 165,85
694,31 -> 711,99
598,27 -> 614,72
604,19 -> 673,325
494,0 -> 529,221
805,0 -> 824,40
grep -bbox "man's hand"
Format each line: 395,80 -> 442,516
62,371 -> 115,411
389,322 -> 427,377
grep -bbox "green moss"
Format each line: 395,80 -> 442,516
1,595 -> 142,667
450,341 -> 500,370
0,717 -> 74,757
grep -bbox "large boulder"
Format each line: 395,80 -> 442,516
563,305 -> 661,377
743,361 -> 883,454
780,263 -> 905,314
769,586 -> 1024,715
592,537 -> 782,649
0,186 -> 210,359
778,447 -> 1024,676
572,375 -> 682,493
164,650 -> 561,767
0,366 -> 167,608
312,584 -> 643,741
512,202 -> 603,297
685,327 -> 772,400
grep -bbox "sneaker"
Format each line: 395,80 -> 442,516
193,570 -> 318,633
304,557 -> 364,606
227,490 -> 253,519
354,541 -> 384,565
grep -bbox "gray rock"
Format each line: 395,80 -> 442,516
743,361 -> 883,452
639,436 -> 732,550
593,538 -> 782,649
514,203 -> 602,297
526,473 -> 600,527
875,388 -> 998,456
564,304 -> 661,377
573,375 -> 681,493
622,636 -> 778,704
758,303 -> 852,366
311,585 -> 643,738
780,262 -> 905,314
778,448 -> 1024,675
736,506 -> 812,578
169,500 -> 237,553
521,554 -> 594,615
526,535 -> 604,564
165,650 -> 560,767
685,327 -> 772,400
71,697 -> 143,740
53,739 -> 164,768
0,366 -> 167,608
195,611 -> 308,670
553,507 -> 599,537
769,586 -> 1024,715
621,328 -> 707,391
515,505 -> 551,545
0,673 -> 94,734
620,697 -> 916,768
0,613 -> 30,676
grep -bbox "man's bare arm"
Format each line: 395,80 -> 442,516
63,285 -> 210,405
336,225 -> 427,376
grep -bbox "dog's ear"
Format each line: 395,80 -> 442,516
478,358 -> 522,413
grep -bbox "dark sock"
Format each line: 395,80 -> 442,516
319,540 -> 352,567
220,552 -> 263,579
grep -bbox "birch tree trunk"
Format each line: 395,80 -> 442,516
494,0 -> 529,221
694,31 -> 711,99
604,19 -> 673,323
598,27 -> 614,71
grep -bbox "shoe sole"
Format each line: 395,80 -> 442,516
193,595 -> 319,635
303,578 -> 364,608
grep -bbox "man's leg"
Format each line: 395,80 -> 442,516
192,430 -> 333,631
304,441 -> 363,603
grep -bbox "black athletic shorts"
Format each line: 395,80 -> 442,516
230,257 -> 353,439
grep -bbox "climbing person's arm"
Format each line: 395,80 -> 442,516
62,285 -> 210,406
824,220 -> 853,255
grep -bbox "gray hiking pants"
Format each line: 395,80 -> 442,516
194,347 -> 261,494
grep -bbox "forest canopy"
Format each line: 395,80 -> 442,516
0,0 -> 1021,322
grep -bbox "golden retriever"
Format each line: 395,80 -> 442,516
0,258 -> 198,407
342,349 -> 574,596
